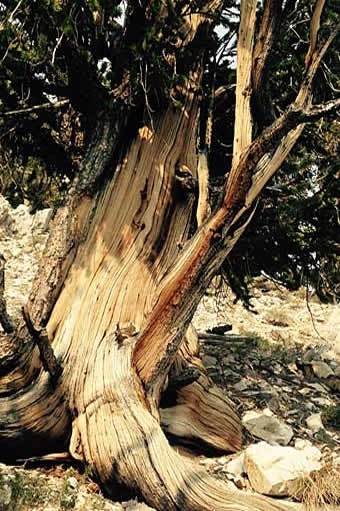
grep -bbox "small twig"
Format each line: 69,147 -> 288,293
52,32 -> 64,65
22,305 -> 62,382
8,0 -> 23,23
16,452 -> 71,466
305,281 -> 327,344
139,60 -> 154,131
0,254 -> 15,334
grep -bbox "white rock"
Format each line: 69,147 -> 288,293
68,476 -> 78,489
307,382 -> 327,393
294,439 -> 312,450
225,452 -> 245,478
298,387 -> 311,395
242,408 -> 293,446
311,396 -> 332,407
306,413 -> 324,433
0,483 -> 11,507
244,441 -> 322,497
312,360 -> 334,379
0,195 -> 51,325
32,208 -> 53,234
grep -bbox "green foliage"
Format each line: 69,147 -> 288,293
322,406 -> 340,429
0,470 -> 51,508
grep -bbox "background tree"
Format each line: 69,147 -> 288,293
0,1 -> 339,510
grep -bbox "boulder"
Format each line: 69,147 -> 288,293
244,441 -> 322,497
233,380 -> 250,392
242,408 -> 293,446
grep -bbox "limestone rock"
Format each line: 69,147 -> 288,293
0,196 -> 14,236
225,453 -> 245,478
242,408 -> 293,446
306,412 -> 324,433
32,208 -> 53,234
244,441 -> 322,497
294,439 -> 312,450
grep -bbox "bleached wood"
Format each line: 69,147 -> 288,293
231,0 -> 257,170
196,152 -> 210,226
304,0 -> 326,68
161,325 -> 242,452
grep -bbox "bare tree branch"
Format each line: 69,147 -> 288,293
231,0 -> 257,169
22,305 -> 62,382
304,0 -> 326,69
252,0 -> 283,96
297,22 -> 340,106
300,98 -> 340,121
251,0 -> 283,125
0,99 -> 69,118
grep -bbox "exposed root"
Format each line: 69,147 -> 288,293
75,390 -> 298,511
161,325 -> 242,452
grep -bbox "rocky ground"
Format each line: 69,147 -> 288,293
0,195 -> 339,510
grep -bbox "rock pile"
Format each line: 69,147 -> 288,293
197,330 -> 340,504
0,195 -> 52,324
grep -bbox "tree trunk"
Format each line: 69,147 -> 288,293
0,99 -> 298,510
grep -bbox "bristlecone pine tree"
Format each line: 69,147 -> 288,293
0,1 -> 339,510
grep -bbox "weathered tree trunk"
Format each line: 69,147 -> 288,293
0,0 -> 337,509
0,102 -> 292,511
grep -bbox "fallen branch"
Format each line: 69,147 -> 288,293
197,331 -> 254,344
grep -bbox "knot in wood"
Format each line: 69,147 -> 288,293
115,322 -> 139,344
174,164 -> 197,200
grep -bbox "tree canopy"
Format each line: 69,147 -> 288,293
0,0 -> 339,303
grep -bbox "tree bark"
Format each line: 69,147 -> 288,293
0,100 -> 295,511
0,1 -> 336,510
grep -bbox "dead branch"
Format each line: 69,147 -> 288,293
197,331 -> 255,344
299,98 -> 340,121
22,305 -> 62,382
